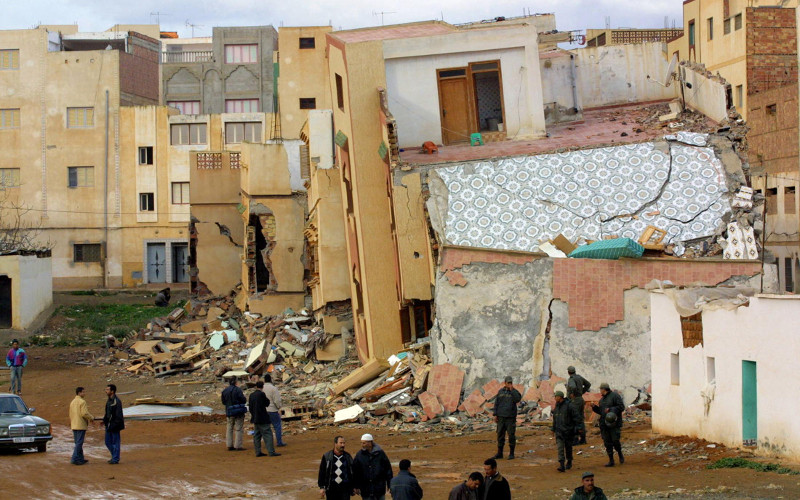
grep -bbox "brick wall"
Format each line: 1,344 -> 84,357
747,83 -> 798,174
746,7 -> 798,96
119,32 -> 160,105
440,246 -> 540,271
553,258 -> 762,331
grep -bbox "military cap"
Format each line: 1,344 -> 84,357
599,382 -> 611,391
503,375 -> 513,383
567,366 -> 576,374
582,471 -> 594,479
554,390 -> 565,398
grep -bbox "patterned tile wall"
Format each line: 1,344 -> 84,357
435,133 -> 731,252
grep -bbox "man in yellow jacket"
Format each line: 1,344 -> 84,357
69,386 -> 94,465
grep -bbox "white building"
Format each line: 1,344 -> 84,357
650,290 -> 800,460
0,253 -> 53,331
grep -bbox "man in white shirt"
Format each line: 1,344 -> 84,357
262,374 -> 285,447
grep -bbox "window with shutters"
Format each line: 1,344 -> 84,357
0,49 -> 19,70
74,243 -> 101,263
167,100 -> 200,115
172,182 -> 190,204
170,123 -> 207,145
0,108 -> 20,129
224,122 -> 262,143
224,44 -> 258,64
67,107 -> 94,128
299,144 -> 310,179
67,166 -> 94,188
0,168 -> 20,188
734,13 -> 742,31
225,99 -> 260,113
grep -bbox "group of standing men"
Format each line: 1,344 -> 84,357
493,369 -> 625,472
221,374 -> 285,456
67,383 -> 125,465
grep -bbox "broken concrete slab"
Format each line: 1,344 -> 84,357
315,337 -> 345,361
419,391 -> 444,419
131,340 -> 160,355
333,358 -> 388,395
427,363 -> 465,413
334,404 -> 364,423
482,379 -> 504,401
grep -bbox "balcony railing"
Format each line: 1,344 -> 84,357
161,51 -> 214,64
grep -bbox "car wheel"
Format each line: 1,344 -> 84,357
37,443 -> 47,453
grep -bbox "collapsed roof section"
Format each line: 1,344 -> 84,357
428,131 -> 740,255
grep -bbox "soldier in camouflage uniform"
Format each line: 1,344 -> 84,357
567,366 -> 591,445
591,382 -> 625,467
552,390 -> 581,472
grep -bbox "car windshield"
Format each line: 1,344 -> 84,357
0,397 -> 29,414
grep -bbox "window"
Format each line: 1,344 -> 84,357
706,357 -> 716,383
139,192 -> 155,211
172,182 -> 190,204
74,243 -> 101,263
785,185 -> 797,215
67,107 -> 94,128
680,312 -> 703,348
688,20 -> 695,46
225,99 -> 260,113
724,18 -> 731,35
67,166 -> 94,187
335,74 -> 344,111
299,98 -> 316,110
170,123 -> 207,145
138,146 -> 153,165
766,103 -> 777,116
670,353 -> 680,385
224,121 -> 262,143
707,17 -> 714,41
299,37 -> 316,49
167,100 -> 200,115
785,257 -> 795,292
224,44 -> 258,64
736,85 -> 743,109
0,168 -> 20,188
0,108 -> 20,129
735,13 -> 742,31
0,49 -> 19,70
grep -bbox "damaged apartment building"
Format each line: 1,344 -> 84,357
304,15 -> 779,403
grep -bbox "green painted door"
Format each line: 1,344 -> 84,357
742,360 -> 757,446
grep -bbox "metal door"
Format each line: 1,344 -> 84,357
147,243 -> 167,283
172,243 -> 189,283
742,360 -> 757,446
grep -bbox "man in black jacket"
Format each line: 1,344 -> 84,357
318,435 -> 354,500
389,459 -> 423,500
248,381 -> 280,457
567,366 -> 591,445
552,390 -> 581,472
103,384 -> 124,464
592,383 -> 625,467
493,376 -> 522,460
221,377 -> 247,451
353,433 -> 392,500
448,472 -> 483,500
482,458 -> 511,500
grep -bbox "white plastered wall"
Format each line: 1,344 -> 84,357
651,292 -> 800,460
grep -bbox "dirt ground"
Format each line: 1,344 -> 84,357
2,347 -> 800,499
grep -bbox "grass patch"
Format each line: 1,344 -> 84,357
707,457 -> 800,475
33,301 -> 186,347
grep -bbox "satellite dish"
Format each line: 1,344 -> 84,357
648,54 -> 678,88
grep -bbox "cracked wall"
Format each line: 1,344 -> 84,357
192,205 -> 244,296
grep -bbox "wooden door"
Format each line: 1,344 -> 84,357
439,77 -> 471,145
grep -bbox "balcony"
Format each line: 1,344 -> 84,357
161,51 -> 214,64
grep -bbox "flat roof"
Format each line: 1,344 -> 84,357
331,21 -> 455,43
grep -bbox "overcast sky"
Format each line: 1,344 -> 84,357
2,1 -> 684,37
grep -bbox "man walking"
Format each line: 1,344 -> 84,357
493,376 -> 521,460
102,384 -> 124,464
389,459 -> 423,500
482,458 -> 511,500
567,366 -> 591,445
353,433 -> 393,500
263,374 -> 285,447
569,471 -> 608,500
318,435 -> 354,499
69,386 -> 94,465
6,339 -> 27,395
248,380 -> 280,457
221,376 -> 247,451
591,382 -> 625,467
552,391 -> 580,472
448,472 -> 483,500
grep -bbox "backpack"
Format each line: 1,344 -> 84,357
227,403 -> 247,417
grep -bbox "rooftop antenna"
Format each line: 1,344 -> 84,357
185,20 -> 204,37
372,10 -> 396,26
664,16 -> 669,28
605,16 -> 611,30
150,12 -> 169,25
